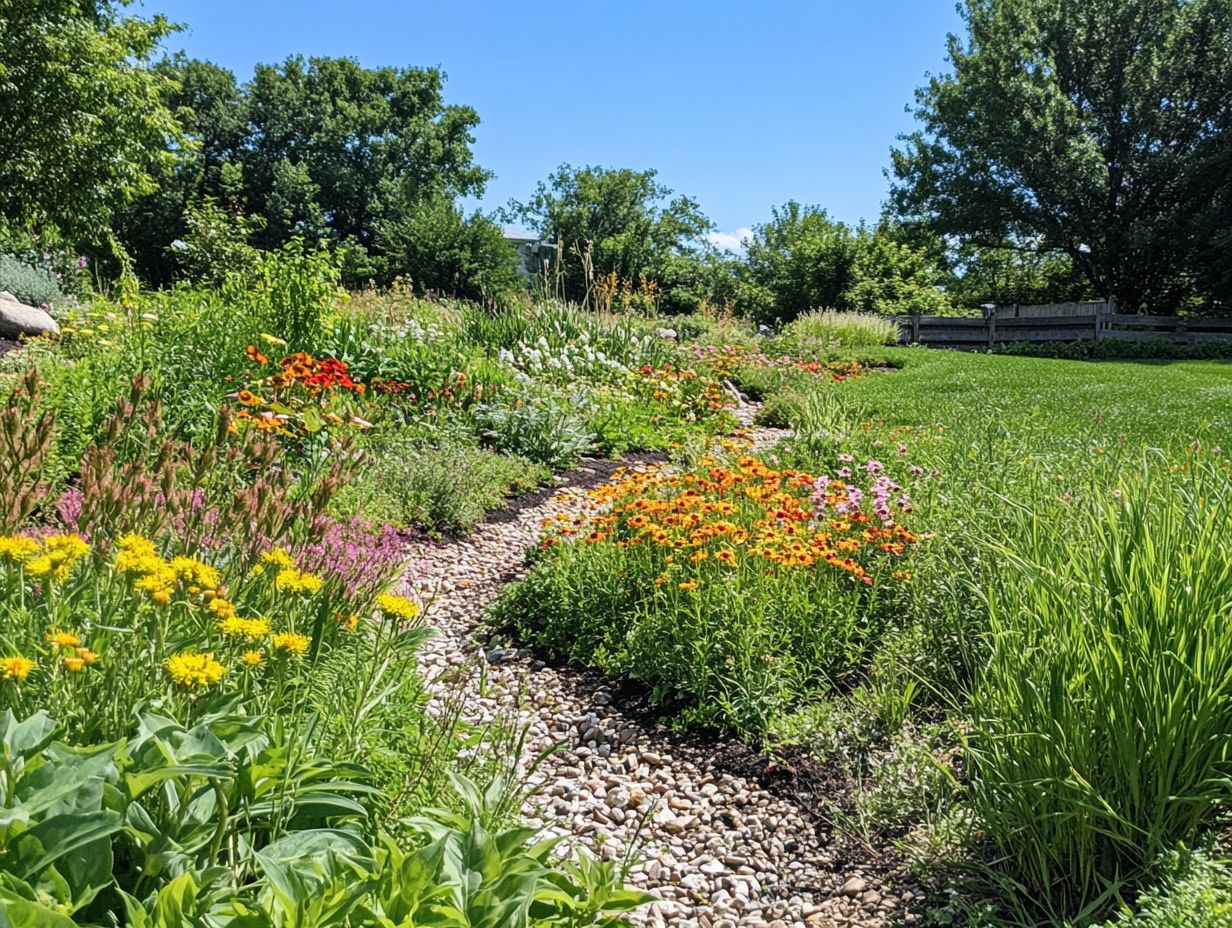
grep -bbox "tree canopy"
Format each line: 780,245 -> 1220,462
891,0 -> 1232,312
0,0 -> 181,242
116,55 -> 497,288
503,165 -> 713,303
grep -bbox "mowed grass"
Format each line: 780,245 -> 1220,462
843,348 -> 1232,453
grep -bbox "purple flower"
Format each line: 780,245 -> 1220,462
865,459 -> 885,475
838,453 -> 854,463
909,465 -> 924,477
77,255 -> 88,269
837,467 -> 852,478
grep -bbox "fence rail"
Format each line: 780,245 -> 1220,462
898,302 -> 1232,348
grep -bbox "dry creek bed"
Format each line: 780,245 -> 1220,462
395,410 -> 932,928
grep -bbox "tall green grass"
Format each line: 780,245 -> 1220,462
780,309 -> 900,349
967,457 -> 1232,920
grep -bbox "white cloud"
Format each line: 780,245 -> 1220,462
704,227 -> 754,254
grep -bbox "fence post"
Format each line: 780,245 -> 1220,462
911,312 -> 921,344
986,308 -> 996,349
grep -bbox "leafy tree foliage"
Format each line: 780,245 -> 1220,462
373,196 -> 519,301
891,0 -> 1232,312
944,240 -> 1089,308
0,0 -> 180,242
744,203 -> 950,321
116,55 -> 497,291
503,165 -> 713,303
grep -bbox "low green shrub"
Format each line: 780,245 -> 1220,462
995,337 -> 1232,361
475,387 -> 595,470
491,451 -> 920,735
336,434 -> 548,534
1099,849 -> 1232,928
0,252 -> 63,307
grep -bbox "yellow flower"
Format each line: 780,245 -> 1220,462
261,547 -> 297,569
151,588 -> 172,606
24,556 -> 54,576
43,534 -> 88,561
76,648 -> 99,665
337,612 -> 360,632
118,534 -> 157,557
241,650 -> 264,667
274,569 -> 324,595
45,631 -> 82,649
678,580 -> 700,591
218,616 -> 271,640
375,593 -> 421,620
165,651 -> 227,689
62,656 -> 86,673
270,632 -> 310,655
0,656 -> 35,681
0,536 -> 39,562
207,598 -> 238,620
170,556 -> 221,589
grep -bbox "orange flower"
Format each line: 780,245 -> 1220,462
246,345 -> 269,364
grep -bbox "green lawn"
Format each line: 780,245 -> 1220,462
843,348 -> 1232,453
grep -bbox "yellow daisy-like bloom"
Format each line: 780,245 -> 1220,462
678,580 -> 700,591
0,656 -> 35,681
270,632 -> 310,655
0,536 -> 39,562
273,568 -> 324,595
207,597 -> 238,620
118,534 -> 156,554
165,651 -> 227,690
218,616 -> 271,639
241,650 -> 264,667
261,548 -> 297,569
77,648 -> 99,665
62,656 -> 86,673
337,612 -> 360,632
375,593 -> 421,620
170,556 -> 221,589
24,555 -> 54,576
45,631 -> 82,649
43,534 -> 88,561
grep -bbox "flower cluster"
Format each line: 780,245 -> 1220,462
633,364 -> 732,415
812,457 -> 913,527
548,454 -> 917,586
0,533 -> 89,582
694,344 -> 867,383
232,349 -> 371,436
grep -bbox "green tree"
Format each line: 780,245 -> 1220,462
373,196 -> 519,301
114,56 -> 248,281
504,165 -> 713,303
0,0 -> 181,242
846,225 -> 952,316
891,0 -> 1232,312
945,239 -> 1089,309
243,57 -> 488,261
744,203 -> 860,321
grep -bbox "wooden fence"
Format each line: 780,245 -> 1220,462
898,302 -> 1232,348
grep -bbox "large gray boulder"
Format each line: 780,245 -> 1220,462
0,291 -> 59,338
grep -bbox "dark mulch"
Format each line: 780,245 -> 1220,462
0,338 -> 20,358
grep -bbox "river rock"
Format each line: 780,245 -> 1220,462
0,292 -> 58,338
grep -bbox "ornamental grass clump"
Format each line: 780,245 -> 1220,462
966,456 -> 1232,921
492,450 -> 919,735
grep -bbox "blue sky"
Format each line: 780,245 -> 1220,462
140,0 -> 962,248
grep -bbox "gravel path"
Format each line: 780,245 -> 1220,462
397,412 -> 925,928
